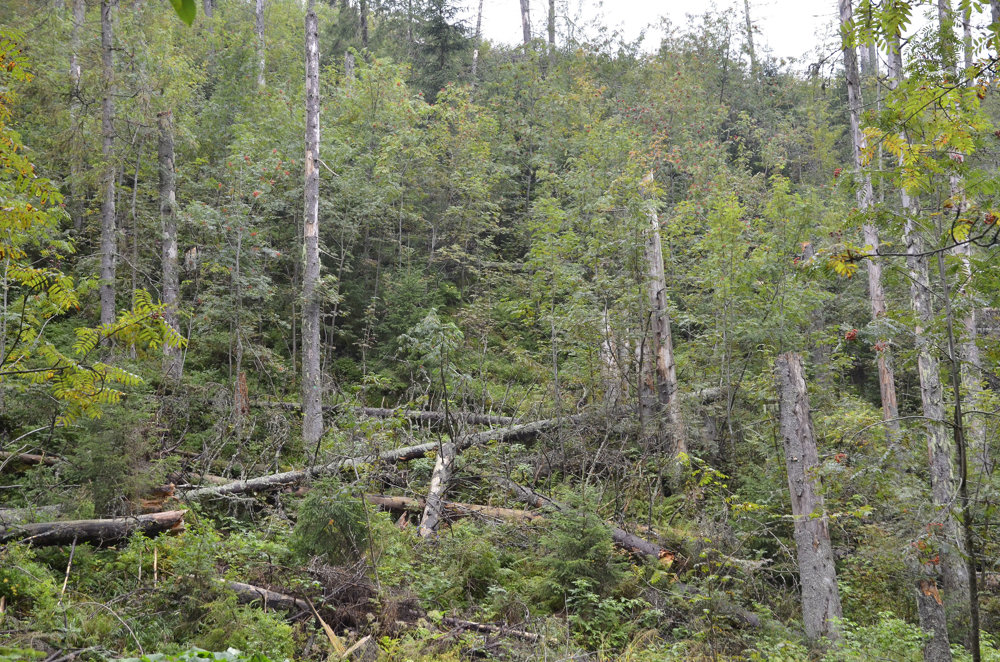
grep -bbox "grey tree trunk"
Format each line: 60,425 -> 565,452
775,352 -> 842,642
839,0 -> 900,433
887,33 -> 972,646
471,0 -> 484,78
418,442 -> 455,537
158,110 -> 182,383
519,0 -> 531,45
99,0 -> 117,326
255,0 -> 266,88
641,174 -> 685,457
547,0 -> 555,48
916,577 -> 954,662
360,0 -> 369,48
743,0 -> 758,78
302,0 -> 324,448
69,0 -> 85,233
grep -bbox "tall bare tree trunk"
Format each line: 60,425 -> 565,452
418,442 -> 455,537
302,0 -> 324,448
99,0 -> 117,326
158,110 -> 181,383
360,0 -> 369,49
471,0 -> 484,79
519,0 -> 531,45
775,352 -> 842,642
69,0 -> 85,234
640,174 -> 685,458
839,0 -> 900,434
255,0 -> 266,88
547,0 -> 555,48
743,0 -> 758,79
887,33 -> 971,647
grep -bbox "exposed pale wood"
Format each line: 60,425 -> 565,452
0,451 -> 60,468
99,0 -> 116,326
183,417 -> 577,501
228,581 -> 310,613
442,616 -> 541,642
915,577 -> 953,662
775,353 -> 841,641
364,494 -> 542,522
0,510 -> 186,546
158,109 -> 182,382
418,442 -> 455,538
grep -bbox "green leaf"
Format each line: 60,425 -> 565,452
169,0 -> 196,25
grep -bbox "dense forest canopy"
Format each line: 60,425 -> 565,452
2,0 -> 1000,660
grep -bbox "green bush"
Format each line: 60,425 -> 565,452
291,479 -> 370,564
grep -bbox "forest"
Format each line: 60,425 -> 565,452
1,0 -> 1000,659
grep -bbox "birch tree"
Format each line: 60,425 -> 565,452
99,0 -> 117,326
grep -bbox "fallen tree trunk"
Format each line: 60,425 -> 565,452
418,442 -> 456,538
0,451 -> 61,469
252,401 -> 517,427
228,581 -> 311,613
442,616 -> 542,643
0,505 -> 64,525
364,494 -> 542,523
183,417 -> 579,502
495,478 -> 668,559
0,510 -> 186,546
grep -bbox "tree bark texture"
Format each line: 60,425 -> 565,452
743,0 -> 758,78
69,0 -> 86,233
888,36 -> 971,641
302,0 -> 323,449
775,352 -> 842,642
547,0 -> 555,48
839,0 -> 900,432
641,174 -> 685,456
158,110 -> 182,383
916,578 -> 953,662
256,0 -> 267,87
365,494 -> 542,523
182,416 -> 577,501
0,510 -> 186,546
520,0 -> 531,45
418,442 -> 455,537
471,0 -> 484,79
228,581 -> 311,613
99,0 -> 117,326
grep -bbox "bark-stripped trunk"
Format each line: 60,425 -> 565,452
255,0 -> 266,88
360,0 -> 369,49
840,0 -> 900,432
519,0 -> 531,45
471,0 -> 484,79
641,174 -> 685,457
302,0 -> 323,448
99,0 -> 117,326
547,0 -> 555,48
158,111 -> 182,383
775,352 -> 842,642
916,577 -> 954,662
743,0 -> 758,78
418,442 -> 455,537
69,0 -> 85,233
887,34 -> 971,646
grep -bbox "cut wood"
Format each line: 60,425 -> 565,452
0,510 -> 186,546
442,616 -> 541,643
183,417 -> 577,502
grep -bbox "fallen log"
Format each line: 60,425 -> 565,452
0,505 -> 64,525
252,401 -> 517,427
442,616 -> 542,643
0,510 -> 187,546
364,494 -> 542,523
497,478 -> 761,628
228,581 -> 311,614
0,451 -> 61,469
495,478 -> 668,559
182,417 -> 579,502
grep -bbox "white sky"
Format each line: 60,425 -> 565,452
470,0 -> 840,61
466,0 -> 977,70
